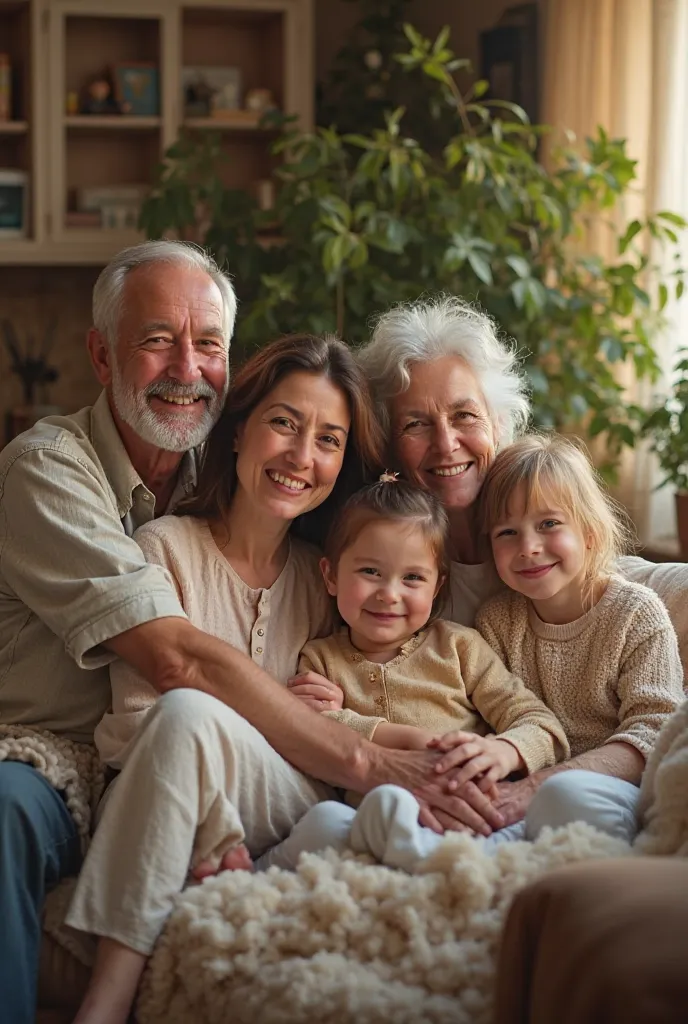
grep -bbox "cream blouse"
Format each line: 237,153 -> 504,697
95,514 -> 332,768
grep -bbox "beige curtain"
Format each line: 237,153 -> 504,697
540,0 -> 688,546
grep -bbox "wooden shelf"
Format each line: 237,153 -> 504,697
183,116 -> 270,132
0,120 -> 28,134
64,116 -> 162,130
0,0 -> 314,262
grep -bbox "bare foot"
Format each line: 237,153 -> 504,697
220,843 -> 254,872
192,843 -> 253,881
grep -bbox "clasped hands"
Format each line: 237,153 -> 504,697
287,670 -> 528,837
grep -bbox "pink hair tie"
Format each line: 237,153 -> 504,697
379,470 -> 399,483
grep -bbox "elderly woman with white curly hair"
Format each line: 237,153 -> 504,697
358,295 -> 529,626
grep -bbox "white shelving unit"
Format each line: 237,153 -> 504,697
0,0 -> 314,265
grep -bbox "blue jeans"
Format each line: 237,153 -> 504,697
0,761 -> 81,1024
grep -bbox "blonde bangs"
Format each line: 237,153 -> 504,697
478,434 -> 636,587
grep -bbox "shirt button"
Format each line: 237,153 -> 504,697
143,493 -> 153,502
352,654 -> 362,662
256,647 -> 263,654
257,628 -> 264,636
369,672 -> 377,682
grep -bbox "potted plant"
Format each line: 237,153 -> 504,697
140,21 -> 686,476
643,351 -> 688,555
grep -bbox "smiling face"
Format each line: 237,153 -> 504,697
490,482 -> 590,620
102,261 -> 229,453
232,370 -> 351,523
322,518 -> 441,658
391,356 -> 496,513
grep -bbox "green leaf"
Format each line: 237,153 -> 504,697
618,219 -> 642,254
506,255 -> 531,279
467,251 -> 493,285
657,210 -> 688,227
511,279 -> 528,309
422,60 -> 451,85
322,235 -> 347,275
659,283 -> 669,311
432,26 -> 450,56
319,195 -> 352,227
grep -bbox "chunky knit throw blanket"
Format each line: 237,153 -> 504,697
0,725 -> 103,849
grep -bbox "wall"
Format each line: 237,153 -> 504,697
314,0 -> 519,81
0,0 -> 520,438
0,268 -> 100,443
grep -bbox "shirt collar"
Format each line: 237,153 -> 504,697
89,390 -> 199,518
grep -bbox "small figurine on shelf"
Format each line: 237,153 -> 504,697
65,91 -> 79,116
81,74 -> 121,116
245,88 -> 277,115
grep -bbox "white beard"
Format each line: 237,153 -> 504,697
111,362 -> 226,452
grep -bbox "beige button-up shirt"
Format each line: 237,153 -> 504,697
304,621 -> 570,774
0,392 -> 193,742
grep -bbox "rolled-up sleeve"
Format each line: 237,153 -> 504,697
0,444 -> 186,668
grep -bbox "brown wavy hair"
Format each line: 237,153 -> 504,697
178,333 -> 385,546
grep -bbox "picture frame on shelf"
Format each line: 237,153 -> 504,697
0,170 -> 28,238
182,66 -> 241,119
112,63 -> 159,117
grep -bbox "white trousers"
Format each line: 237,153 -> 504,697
66,689 -> 333,954
256,771 -> 641,874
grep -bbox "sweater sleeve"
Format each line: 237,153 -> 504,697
457,629 -> 570,772
298,642 -> 385,741
606,599 -> 685,759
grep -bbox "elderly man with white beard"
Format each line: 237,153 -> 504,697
0,240 -> 234,1024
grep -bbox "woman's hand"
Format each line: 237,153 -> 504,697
286,671 -> 344,712
428,731 -> 524,789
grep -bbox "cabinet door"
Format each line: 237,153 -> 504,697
44,0 -> 172,262
0,0 -> 42,263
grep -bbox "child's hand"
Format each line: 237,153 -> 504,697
428,732 -> 524,789
287,671 -> 344,712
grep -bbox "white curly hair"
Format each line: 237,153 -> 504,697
357,295 -> 530,447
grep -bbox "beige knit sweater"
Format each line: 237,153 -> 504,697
475,574 -> 684,759
300,620 -> 569,774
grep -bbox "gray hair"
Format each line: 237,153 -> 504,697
357,295 -> 530,447
92,240 -> 238,349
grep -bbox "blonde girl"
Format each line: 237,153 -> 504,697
472,433 -> 684,844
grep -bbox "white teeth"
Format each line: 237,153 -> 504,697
156,395 -> 200,406
268,470 -> 307,491
431,464 -> 470,477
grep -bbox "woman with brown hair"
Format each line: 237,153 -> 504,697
67,333 -> 386,1024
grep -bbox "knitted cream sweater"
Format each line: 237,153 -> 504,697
475,574 -> 684,759
303,620 -> 569,773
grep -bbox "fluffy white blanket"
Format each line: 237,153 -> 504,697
38,700 -> 688,1020
136,824 -> 628,1024
134,700 -> 688,1024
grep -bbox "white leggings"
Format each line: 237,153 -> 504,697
256,771 -> 641,874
